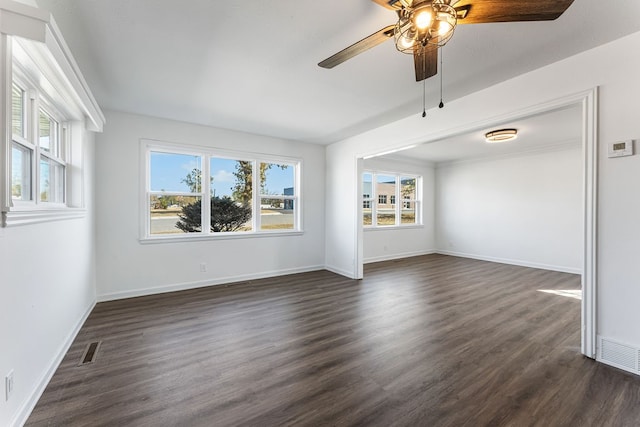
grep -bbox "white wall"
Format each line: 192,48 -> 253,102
326,31 -> 640,350
95,111 -> 326,301
0,131 -> 96,427
363,157 -> 435,263
435,146 -> 582,273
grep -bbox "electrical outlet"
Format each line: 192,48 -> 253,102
5,370 -> 14,401
200,263 -> 207,272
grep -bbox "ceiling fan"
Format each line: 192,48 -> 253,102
318,0 -> 576,82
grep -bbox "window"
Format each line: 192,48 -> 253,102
2,8 -> 103,226
259,162 -> 296,230
143,141 -> 301,239
362,171 -> 421,228
149,151 -> 203,235
10,81 -> 67,206
376,174 -> 396,226
400,176 -> 417,224
362,173 -> 373,225
11,82 -> 31,201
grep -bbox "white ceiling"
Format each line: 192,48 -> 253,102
386,103 -> 583,164
35,0 -> 640,145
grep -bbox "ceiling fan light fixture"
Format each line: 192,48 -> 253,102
394,1 -> 457,54
484,128 -> 518,143
437,19 -> 453,36
413,6 -> 433,30
398,34 -> 416,49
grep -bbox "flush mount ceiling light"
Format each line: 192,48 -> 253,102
484,128 -> 518,143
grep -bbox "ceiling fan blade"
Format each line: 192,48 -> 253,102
318,25 -> 395,69
370,0 -> 402,10
454,0 -> 575,24
414,47 -> 437,82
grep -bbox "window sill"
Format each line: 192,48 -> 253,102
140,230 -> 305,244
3,208 -> 87,227
363,224 -> 424,232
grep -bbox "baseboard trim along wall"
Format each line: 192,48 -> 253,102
436,250 -> 582,275
97,265 -> 326,302
364,250 -> 436,264
598,336 -> 640,376
12,301 -> 96,427
323,264 -> 357,279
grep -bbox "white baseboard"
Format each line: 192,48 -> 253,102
364,249 -> 436,264
12,300 -> 96,427
597,336 -> 640,376
436,250 -> 582,274
97,265 -> 326,302
324,264 -> 358,279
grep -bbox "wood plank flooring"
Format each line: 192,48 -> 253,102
27,254 -> 640,426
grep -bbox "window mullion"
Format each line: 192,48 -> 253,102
30,90 -> 39,204
202,155 -> 211,235
253,160 -> 259,231
395,175 -> 400,226
295,162 -> 300,231
371,173 -> 377,227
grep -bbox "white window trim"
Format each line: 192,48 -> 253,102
363,170 -> 422,230
140,139 -> 303,242
1,2 -> 104,227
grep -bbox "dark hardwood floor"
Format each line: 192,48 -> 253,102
27,254 -> 640,426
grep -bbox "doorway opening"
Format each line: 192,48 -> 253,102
355,88 -> 598,358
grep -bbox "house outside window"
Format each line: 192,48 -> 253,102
363,194 -> 371,210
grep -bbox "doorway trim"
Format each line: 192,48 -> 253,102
355,87 -> 598,358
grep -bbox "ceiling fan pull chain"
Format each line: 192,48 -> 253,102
439,47 -> 445,109
422,49 -> 427,118
422,78 -> 427,118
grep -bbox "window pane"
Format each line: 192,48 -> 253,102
376,174 -> 396,226
150,195 -> 201,234
12,142 -> 32,200
401,177 -> 416,199
259,162 -> 294,230
210,157 -> 243,198
401,177 -> 417,224
260,197 -> 293,230
401,201 -> 417,224
40,156 -> 65,203
363,173 -> 372,225
12,84 -> 24,137
150,152 -> 202,193
210,158 -> 253,232
39,109 -> 58,155
260,163 -> 294,196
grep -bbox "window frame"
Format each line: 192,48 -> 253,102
9,69 -> 70,211
141,139 -> 303,242
362,170 -> 422,229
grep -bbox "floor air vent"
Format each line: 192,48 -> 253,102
598,336 -> 639,375
79,341 -> 101,366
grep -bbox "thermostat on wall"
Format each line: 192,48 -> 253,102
608,140 -> 634,158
